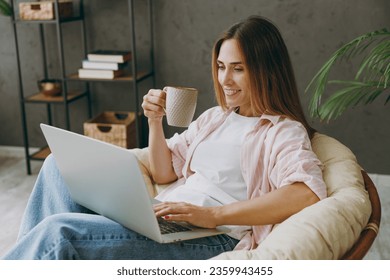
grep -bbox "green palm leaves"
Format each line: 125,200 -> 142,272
306,29 -> 390,121
0,0 -> 12,16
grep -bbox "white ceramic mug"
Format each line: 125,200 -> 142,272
164,86 -> 198,127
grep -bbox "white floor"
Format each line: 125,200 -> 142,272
0,146 -> 389,259
0,147 -> 41,257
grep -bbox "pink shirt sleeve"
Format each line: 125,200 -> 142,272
267,121 -> 327,200
166,131 -> 190,179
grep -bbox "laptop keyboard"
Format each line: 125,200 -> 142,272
157,217 -> 192,234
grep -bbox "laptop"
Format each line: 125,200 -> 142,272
40,123 -> 228,243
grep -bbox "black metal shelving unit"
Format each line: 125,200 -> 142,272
11,0 -> 91,174
11,0 -> 155,174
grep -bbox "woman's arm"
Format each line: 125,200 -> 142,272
142,89 -> 177,184
214,182 -> 319,226
153,182 -> 319,228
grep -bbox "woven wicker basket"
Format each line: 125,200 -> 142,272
19,1 -> 73,21
84,111 -> 137,149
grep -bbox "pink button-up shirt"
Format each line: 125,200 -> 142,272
166,106 -> 327,250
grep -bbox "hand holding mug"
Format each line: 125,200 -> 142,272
142,89 -> 166,121
143,86 -> 198,127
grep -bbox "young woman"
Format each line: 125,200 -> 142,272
3,15 -> 326,260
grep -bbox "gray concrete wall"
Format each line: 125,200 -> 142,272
0,0 -> 389,174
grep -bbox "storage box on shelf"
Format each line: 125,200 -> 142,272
84,111 -> 138,149
19,0 -> 73,20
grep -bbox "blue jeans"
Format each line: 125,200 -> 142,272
2,155 -> 238,260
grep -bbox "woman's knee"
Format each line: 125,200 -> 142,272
41,153 -> 59,174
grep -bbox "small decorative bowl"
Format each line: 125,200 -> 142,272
38,79 -> 62,96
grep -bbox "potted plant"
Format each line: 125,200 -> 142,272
0,0 -> 12,16
306,28 -> 390,121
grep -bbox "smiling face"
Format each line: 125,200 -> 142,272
217,39 -> 252,117
212,16 -> 315,137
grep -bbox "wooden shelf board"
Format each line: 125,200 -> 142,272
15,16 -> 83,24
67,70 -> 151,82
25,91 -> 86,103
30,147 -> 51,161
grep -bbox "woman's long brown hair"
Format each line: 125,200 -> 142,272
212,16 -> 315,138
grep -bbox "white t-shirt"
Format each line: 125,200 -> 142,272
156,112 -> 259,239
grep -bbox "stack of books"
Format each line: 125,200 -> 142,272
78,50 -> 132,79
